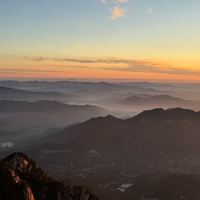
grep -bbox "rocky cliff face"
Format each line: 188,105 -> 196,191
0,152 -> 99,200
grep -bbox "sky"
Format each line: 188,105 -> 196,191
0,0 -> 200,82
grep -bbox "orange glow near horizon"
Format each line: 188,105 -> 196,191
1,56 -> 200,82
1,70 -> 200,83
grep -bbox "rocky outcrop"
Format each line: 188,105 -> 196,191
0,152 -> 99,200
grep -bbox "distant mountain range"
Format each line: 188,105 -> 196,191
0,86 -> 77,101
27,107 -> 200,200
114,94 -> 193,108
121,81 -> 176,88
1,80 -> 200,199
0,100 -> 105,113
43,107 -> 200,155
0,81 -> 160,93
0,152 -> 99,200
2,108 -> 200,199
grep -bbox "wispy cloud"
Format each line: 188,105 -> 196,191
52,58 -> 200,76
24,55 -> 49,62
42,64 -> 90,69
0,68 -> 72,73
21,55 -> 200,77
146,7 -> 153,14
54,56 -> 130,64
100,0 -> 106,3
111,0 -> 129,3
101,65 -> 200,76
109,6 -> 128,19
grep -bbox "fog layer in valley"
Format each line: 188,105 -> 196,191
0,80 -> 200,149
1,80 -> 200,200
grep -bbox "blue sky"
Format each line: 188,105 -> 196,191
0,0 -> 200,80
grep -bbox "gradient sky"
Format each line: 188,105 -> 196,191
0,0 -> 200,81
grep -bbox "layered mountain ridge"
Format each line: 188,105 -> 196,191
0,86 -> 77,101
0,100 -> 105,113
114,94 -> 192,108
2,108 -> 200,200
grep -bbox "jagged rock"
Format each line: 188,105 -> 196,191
0,152 -> 99,200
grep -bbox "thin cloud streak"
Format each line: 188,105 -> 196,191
20,55 -> 200,76
0,68 -> 73,73
101,65 -> 200,76
24,56 -> 49,62
42,64 -> 90,69
54,57 -> 129,64
111,0 -> 129,3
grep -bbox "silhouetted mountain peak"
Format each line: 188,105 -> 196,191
135,108 -> 165,119
3,152 -> 32,166
167,107 -> 196,113
130,107 -> 198,123
148,94 -> 184,100
0,153 -> 99,200
125,95 -> 143,101
87,115 -> 120,124
126,92 -> 134,95
3,152 -> 50,181
166,107 -> 197,118
105,114 -> 117,119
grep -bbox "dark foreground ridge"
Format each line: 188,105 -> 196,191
0,152 -> 99,200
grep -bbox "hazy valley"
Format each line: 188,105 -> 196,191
0,80 -> 200,199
